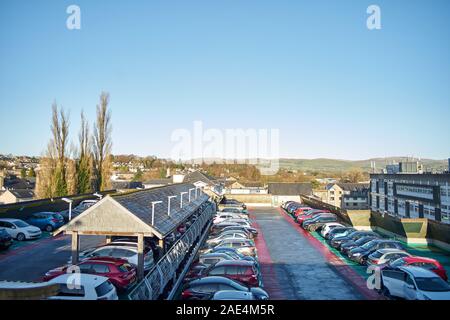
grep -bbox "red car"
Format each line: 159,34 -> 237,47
293,207 -> 313,217
43,257 -> 137,291
199,260 -> 261,287
384,256 -> 448,281
294,208 -> 329,218
296,211 -> 329,224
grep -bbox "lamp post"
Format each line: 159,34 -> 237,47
180,192 -> 188,208
167,195 -> 177,216
151,201 -> 163,225
61,198 -> 73,221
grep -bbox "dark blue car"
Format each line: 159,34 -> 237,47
26,212 -> 65,232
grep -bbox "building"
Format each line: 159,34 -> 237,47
313,183 -> 369,209
225,181 -> 268,195
143,179 -> 172,189
268,182 -> 312,206
0,189 -> 35,204
370,173 -> 450,224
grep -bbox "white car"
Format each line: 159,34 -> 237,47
212,290 -> 256,300
367,248 -> 412,266
381,266 -> 450,300
213,213 -> 248,224
79,244 -> 154,271
47,274 -> 118,300
0,218 -> 42,241
320,223 -> 345,238
206,232 -> 248,246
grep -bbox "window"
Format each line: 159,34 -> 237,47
382,270 -> 406,281
95,280 -> 114,297
225,266 -> 240,275
92,264 -> 110,273
405,274 -> 415,287
209,266 -> 226,276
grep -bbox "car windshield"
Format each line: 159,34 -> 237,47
354,237 -> 371,245
389,258 -> 405,268
361,240 -> 378,250
14,220 -> 29,228
415,277 -> 450,292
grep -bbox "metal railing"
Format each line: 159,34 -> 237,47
128,200 -> 215,300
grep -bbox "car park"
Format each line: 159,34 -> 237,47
348,239 -> 405,264
340,235 -> 380,255
320,223 -> 345,238
221,207 -> 248,215
211,225 -> 258,237
181,276 -> 268,300
0,228 -> 13,250
381,266 -> 450,300
79,244 -> 154,271
43,257 -> 137,291
206,232 -> 249,247
206,247 -> 259,266
213,213 -> 248,224
196,260 -> 262,287
26,212 -> 65,232
329,230 -> 377,249
47,274 -> 119,300
382,256 -> 448,281
301,214 -> 338,232
366,249 -> 412,266
0,218 -> 42,241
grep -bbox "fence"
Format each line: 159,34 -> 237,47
127,200 -> 215,300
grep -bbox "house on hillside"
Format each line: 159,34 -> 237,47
268,182 -> 312,206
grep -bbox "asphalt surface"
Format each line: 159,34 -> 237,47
251,207 -> 363,300
0,235 -> 105,282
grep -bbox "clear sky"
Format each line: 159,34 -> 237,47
1,0 -> 449,160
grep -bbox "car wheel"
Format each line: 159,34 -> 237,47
45,225 -> 54,232
16,233 -> 26,241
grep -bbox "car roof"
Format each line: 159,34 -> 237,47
399,266 -> 440,278
376,248 -> 407,254
403,256 -> 440,264
214,260 -> 254,267
94,245 -> 136,251
83,257 -> 129,265
189,276 -> 234,285
213,290 -> 253,300
49,273 -> 109,285
0,218 -> 23,222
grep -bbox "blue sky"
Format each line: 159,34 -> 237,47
0,0 -> 449,160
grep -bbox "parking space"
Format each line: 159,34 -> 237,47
0,235 -> 105,282
250,207 -> 365,300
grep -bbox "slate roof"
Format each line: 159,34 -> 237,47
268,183 -> 312,196
183,171 -> 218,185
9,189 -> 35,199
111,181 -> 143,190
112,183 -> 209,238
326,183 -> 369,192
143,179 -> 172,185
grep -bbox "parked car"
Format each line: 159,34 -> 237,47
330,230 -> 378,249
381,266 -> 450,300
301,214 -> 338,232
47,274 -> 118,300
340,236 -> 380,255
181,276 -> 268,300
206,232 -> 249,247
206,247 -> 259,266
211,225 -> 258,238
320,223 -> 345,238
221,207 -> 248,215
79,244 -> 154,271
383,256 -> 448,281
213,213 -> 248,224
0,228 -> 13,250
297,211 -> 333,225
199,260 -> 262,287
294,208 -> 328,218
348,239 -> 405,264
0,218 -> 42,241
198,252 -> 236,267
212,239 -> 256,257
210,290 -> 256,300
43,257 -> 137,291
61,200 -> 98,222
26,212 -> 65,232
211,221 -> 252,233
328,227 -> 356,243
366,249 -> 412,266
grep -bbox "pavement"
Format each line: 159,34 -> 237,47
250,207 -> 365,300
0,234 -> 105,282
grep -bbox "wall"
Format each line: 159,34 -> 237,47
222,194 -> 272,206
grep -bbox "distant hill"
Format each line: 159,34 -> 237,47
279,157 -> 449,172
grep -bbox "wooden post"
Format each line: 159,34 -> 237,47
71,232 -> 79,264
158,239 -> 164,254
137,233 -> 145,280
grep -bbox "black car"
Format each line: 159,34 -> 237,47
181,276 -> 269,300
341,236 -> 379,255
0,228 -> 13,250
348,239 -> 404,264
302,214 -> 337,232
330,230 -> 380,250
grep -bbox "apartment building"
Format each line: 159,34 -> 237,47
314,183 -> 369,209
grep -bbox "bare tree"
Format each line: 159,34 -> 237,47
92,92 -> 112,191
